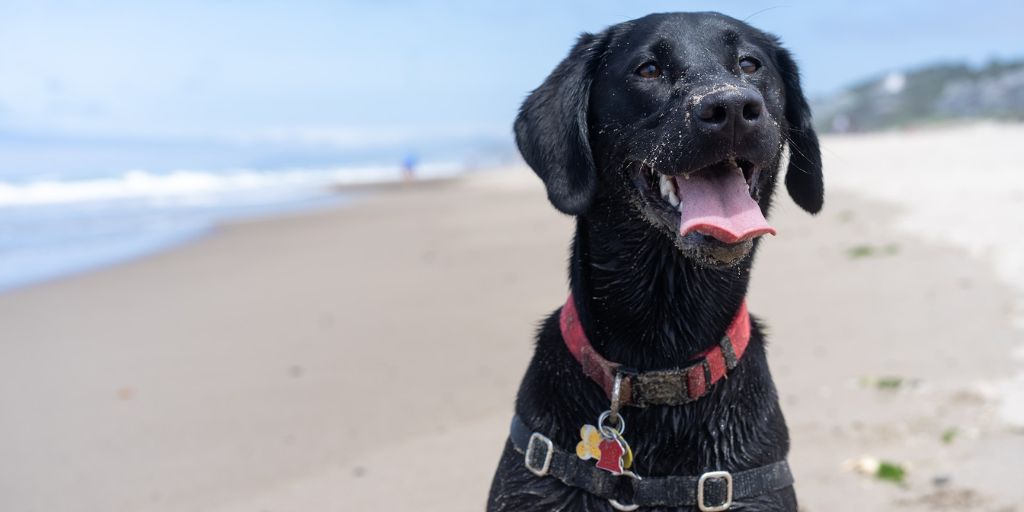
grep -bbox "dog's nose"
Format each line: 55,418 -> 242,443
693,88 -> 765,134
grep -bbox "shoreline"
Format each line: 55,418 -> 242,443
0,171 -> 486,295
2,127 -> 1023,511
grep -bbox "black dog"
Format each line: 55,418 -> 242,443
487,12 -> 822,512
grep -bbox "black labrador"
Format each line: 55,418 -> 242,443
487,12 -> 822,512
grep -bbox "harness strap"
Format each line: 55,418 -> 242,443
510,415 -> 793,510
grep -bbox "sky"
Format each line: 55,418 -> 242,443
0,0 -> 1022,154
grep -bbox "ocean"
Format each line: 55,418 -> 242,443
0,134 -> 512,292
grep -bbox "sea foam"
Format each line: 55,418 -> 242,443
0,163 -> 462,207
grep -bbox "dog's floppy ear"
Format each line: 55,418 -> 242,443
515,32 -> 606,215
775,45 -> 824,214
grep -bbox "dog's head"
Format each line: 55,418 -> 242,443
516,12 -> 822,267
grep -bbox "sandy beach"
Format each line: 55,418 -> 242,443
2,125 -> 1023,511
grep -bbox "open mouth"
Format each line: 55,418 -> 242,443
634,158 -> 776,245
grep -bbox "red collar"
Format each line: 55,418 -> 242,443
559,293 -> 751,407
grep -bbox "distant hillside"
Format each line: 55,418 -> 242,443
812,59 -> 1024,133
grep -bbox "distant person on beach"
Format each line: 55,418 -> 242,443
402,153 -> 418,182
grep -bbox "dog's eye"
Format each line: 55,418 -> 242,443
636,62 -> 662,79
739,57 -> 761,74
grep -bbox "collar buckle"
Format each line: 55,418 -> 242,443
697,470 -> 734,511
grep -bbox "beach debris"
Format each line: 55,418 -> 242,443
875,376 -> 904,390
859,375 -> 918,391
846,245 -> 874,259
845,243 -> 900,259
941,427 -> 959,444
844,456 -> 907,484
116,387 -> 136,401
876,461 -> 907,483
896,488 -> 992,509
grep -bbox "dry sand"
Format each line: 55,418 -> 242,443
1,125 -> 1022,511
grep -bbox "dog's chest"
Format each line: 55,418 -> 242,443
620,384 -> 781,476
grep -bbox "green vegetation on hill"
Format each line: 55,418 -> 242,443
812,60 -> 1024,133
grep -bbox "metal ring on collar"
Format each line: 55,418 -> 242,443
608,498 -> 640,511
610,371 -> 624,420
597,410 -> 625,437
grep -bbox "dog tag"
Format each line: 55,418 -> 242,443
579,411 -> 641,478
576,424 -> 603,460
615,429 -> 635,469
595,435 -> 627,473
603,426 -> 635,469
578,422 -> 635,475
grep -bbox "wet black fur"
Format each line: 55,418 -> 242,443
488,12 -> 822,512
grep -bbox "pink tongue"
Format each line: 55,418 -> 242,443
676,167 -> 776,243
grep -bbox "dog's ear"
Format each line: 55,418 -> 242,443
515,32 -> 606,215
775,45 -> 824,214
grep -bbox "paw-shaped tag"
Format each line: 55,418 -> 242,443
575,424 -> 602,460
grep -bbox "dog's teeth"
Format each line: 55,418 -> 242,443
659,175 -> 680,207
659,175 -> 672,198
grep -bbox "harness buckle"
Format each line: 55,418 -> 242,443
697,470 -> 734,511
524,432 -> 554,476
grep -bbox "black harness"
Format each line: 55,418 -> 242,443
510,416 -> 794,511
